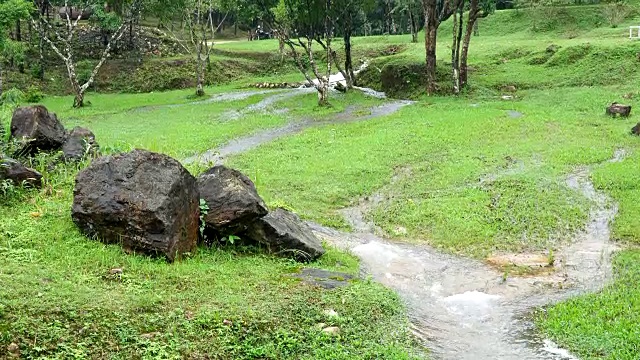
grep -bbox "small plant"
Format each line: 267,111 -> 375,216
221,234 -> 240,245
0,179 -> 17,198
0,88 -> 24,106
198,199 -> 209,237
547,248 -> 555,266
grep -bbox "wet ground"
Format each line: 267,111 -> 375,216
183,89 -> 412,164
184,87 -> 621,359
310,151 -> 622,360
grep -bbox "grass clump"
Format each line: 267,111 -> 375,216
536,250 -> 640,359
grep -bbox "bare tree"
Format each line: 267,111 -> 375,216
33,0 -> 141,107
272,0 -> 333,105
186,0 -> 228,97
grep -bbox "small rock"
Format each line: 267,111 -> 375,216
501,95 -> 514,100
606,102 -> 631,118
223,319 -> 233,326
109,268 -> 123,275
323,309 -> 339,317
631,122 -> 640,136
316,322 -> 327,329
10,105 -> 66,156
62,127 -> 99,161
0,157 -> 43,188
507,110 -> 524,119
140,332 -> 160,339
185,311 -> 194,320
334,82 -> 347,93
501,85 -> 517,92
7,342 -> 19,353
322,326 -> 340,335
393,226 -> 408,235
244,208 -> 325,261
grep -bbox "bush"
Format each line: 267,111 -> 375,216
602,1 -> 632,28
76,60 -> 95,86
24,86 -> 45,103
0,88 -> 24,106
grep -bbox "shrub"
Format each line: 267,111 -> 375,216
0,88 -> 24,106
24,86 -> 45,103
602,1 -> 632,28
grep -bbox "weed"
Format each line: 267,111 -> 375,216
195,200 -> 209,244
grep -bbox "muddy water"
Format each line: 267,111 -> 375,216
310,152 -> 622,360
183,98 -> 413,164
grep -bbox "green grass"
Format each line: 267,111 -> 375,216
4,5 -> 640,358
1,88 -> 423,358
228,86 -> 638,256
536,250 -> 640,359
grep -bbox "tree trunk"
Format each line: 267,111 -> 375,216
451,3 -> 464,94
196,42 -> 205,97
73,91 -> 85,108
460,0 -> 479,88
16,20 -> 21,42
0,64 -> 4,98
322,0 -> 332,106
65,61 -> 84,108
423,0 -> 438,95
343,12 -> 355,87
279,36 -> 285,59
317,84 -> 328,106
409,7 -> 418,43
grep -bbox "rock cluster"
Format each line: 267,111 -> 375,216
71,152 -> 325,263
10,105 -> 99,161
251,82 -> 304,89
1,105 -> 99,189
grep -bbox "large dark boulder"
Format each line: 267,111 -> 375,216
10,106 -> 66,155
632,123 -> 640,136
197,165 -> 268,235
0,158 -> 42,188
62,127 -> 99,161
245,208 -> 325,261
71,150 -> 199,262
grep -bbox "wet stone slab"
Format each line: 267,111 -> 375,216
289,268 -> 355,289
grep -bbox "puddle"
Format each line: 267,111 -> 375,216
308,151 -> 622,359
507,110 -> 524,118
290,268 -> 355,289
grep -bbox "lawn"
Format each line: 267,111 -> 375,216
3,5 -> 640,359
0,89 -> 420,359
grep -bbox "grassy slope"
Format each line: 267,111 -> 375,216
0,91 -> 419,359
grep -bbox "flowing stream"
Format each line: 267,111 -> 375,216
309,150 -> 623,360
183,84 -> 622,359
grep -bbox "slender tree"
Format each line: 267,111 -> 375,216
451,0 -> 494,91
271,0 -> 333,105
33,0 -> 142,107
